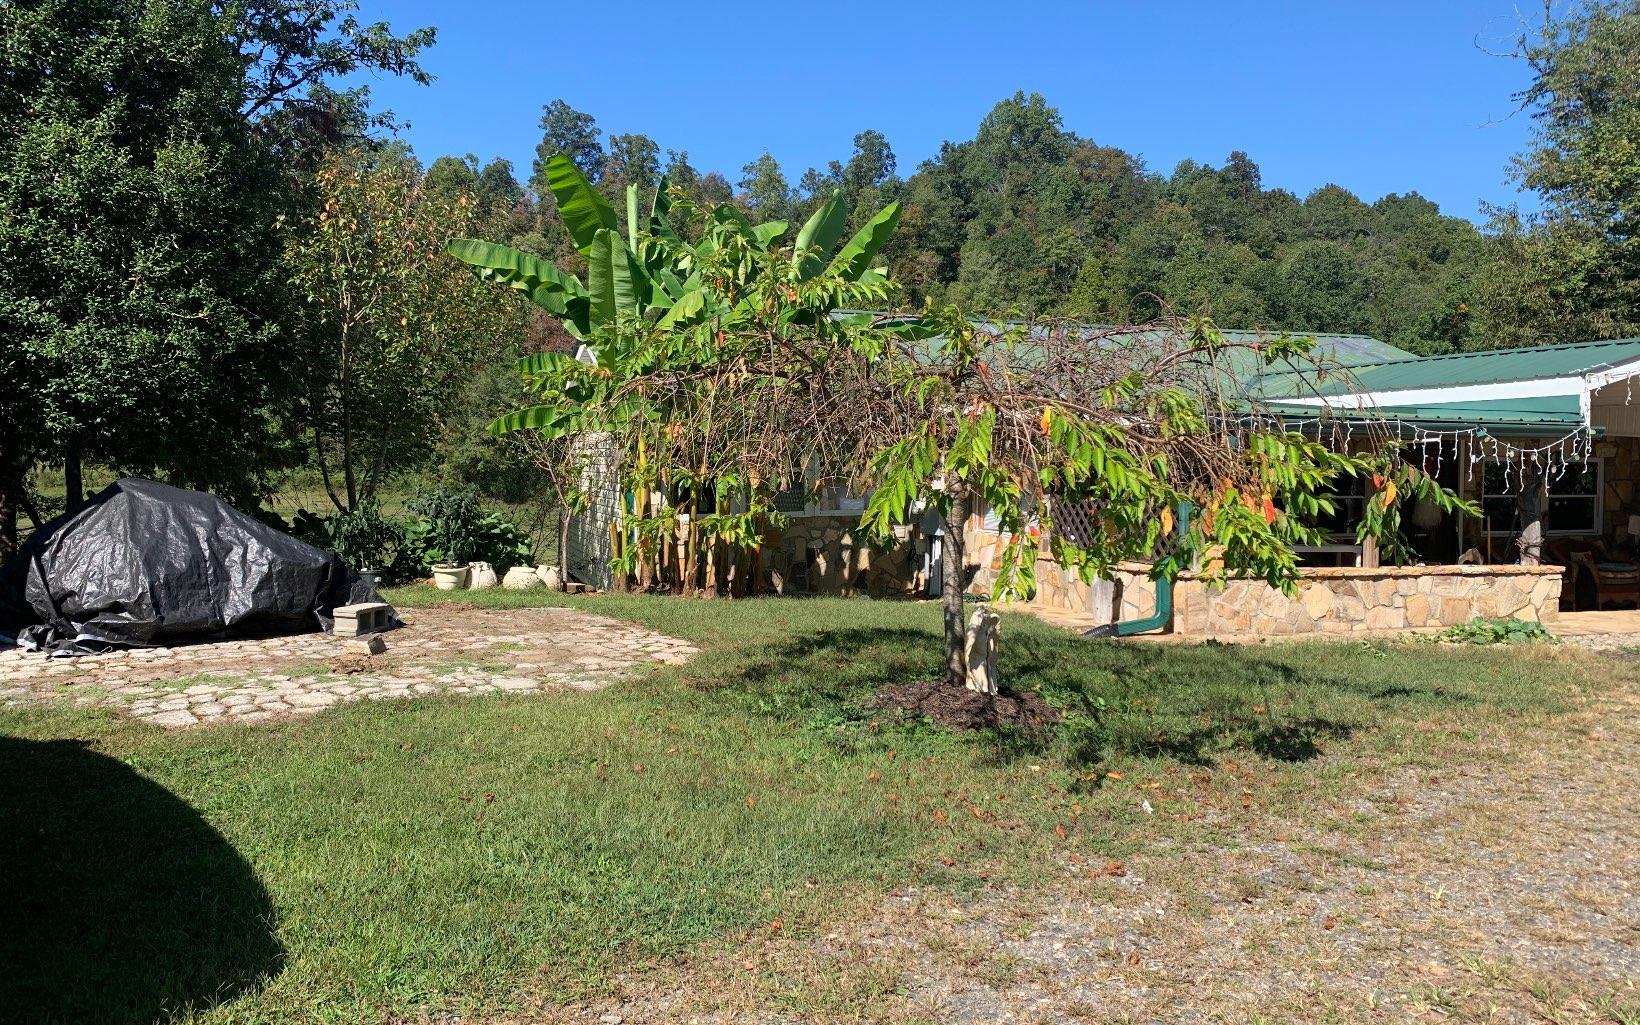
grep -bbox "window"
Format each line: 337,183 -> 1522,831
1481,460 -> 1602,536
771,465 -> 868,517
1312,475 -> 1367,539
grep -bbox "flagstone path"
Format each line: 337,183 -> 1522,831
0,606 -> 695,729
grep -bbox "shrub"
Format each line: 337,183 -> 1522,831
405,488 -> 485,567
404,488 -> 534,572
1438,617 -> 1555,645
290,501 -> 415,580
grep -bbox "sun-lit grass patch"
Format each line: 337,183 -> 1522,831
0,588 -> 1598,1023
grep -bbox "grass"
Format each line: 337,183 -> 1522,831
0,589 -> 1597,1024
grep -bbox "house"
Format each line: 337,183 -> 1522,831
973,334 -> 1640,635
567,328 -> 1640,636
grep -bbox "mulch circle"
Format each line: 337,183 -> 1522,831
867,679 -> 1062,732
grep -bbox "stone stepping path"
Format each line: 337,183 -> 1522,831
0,607 -> 696,728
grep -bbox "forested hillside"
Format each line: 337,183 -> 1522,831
450,81 -> 1624,358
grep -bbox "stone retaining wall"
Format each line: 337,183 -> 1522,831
760,515 -> 924,596
1123,563 -> 1562,637
966,524 -> 1564,636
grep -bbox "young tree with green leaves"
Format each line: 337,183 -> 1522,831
453,159 -> 1470,692
0,0 -> 432,555
1483,0 -> 1640,343
285,149 -> 524,512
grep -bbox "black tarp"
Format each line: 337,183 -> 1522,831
0,478 -> 388,654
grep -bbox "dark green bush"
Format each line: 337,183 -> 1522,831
290,501 -> 415,580
404,488 -> 533,572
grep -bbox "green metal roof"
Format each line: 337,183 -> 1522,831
1217,329 -> 1414,367
1261,396 -> 1587,437
1254,337 -> 1640,399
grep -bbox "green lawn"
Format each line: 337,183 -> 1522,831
0,590 -> 1588,1024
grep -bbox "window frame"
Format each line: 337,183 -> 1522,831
1480,458 -> 1603,537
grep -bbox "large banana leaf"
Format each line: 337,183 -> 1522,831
649,175 -> 679,243
446,238 -> 585,297
546,154 -> 617,254
827,202 -> 902,282
626,184 -> 641,250
752,220 -> 789,248
514,351 -> 584,378
794,191 -> 849,279
487,403 -> 576,437
586,228 -> 645,325
657,288 -> 707,330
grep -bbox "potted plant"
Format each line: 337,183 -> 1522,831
408,489 -> 486,591
291,501 -> 409,588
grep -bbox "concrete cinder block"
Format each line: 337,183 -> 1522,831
334,601 -> 392,636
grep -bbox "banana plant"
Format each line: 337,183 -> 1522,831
446,152 -> 904,435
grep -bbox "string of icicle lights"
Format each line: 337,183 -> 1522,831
1235,414 -> 1598,491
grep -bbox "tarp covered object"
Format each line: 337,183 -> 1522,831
0,478 -> 388,654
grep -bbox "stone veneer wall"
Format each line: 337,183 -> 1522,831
759,515 -> 923,596
966,523 -> 1563,636
1120,562 -> 1562,637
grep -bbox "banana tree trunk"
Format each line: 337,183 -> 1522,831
942,489 -> 971,689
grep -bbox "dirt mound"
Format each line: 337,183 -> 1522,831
868,679 -> 1062,732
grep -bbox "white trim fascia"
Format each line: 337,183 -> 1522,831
1582,355 -> 1640,426
1277,376 -> 1586,411
1279,356 -> 1640,430
1582,354 -> 1640,390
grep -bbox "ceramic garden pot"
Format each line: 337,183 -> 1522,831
469,561 -> 498,590
431,563 -> 470,590
502,565 -> 539,589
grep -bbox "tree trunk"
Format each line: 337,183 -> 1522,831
1517,465 -> 1547,565
0,462 -> 18,561
942,488 -> 971,688
2,453 -> 40,561
63,438 -> 83,513
557,505 -> 571,592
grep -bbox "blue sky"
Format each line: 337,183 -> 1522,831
351,1 -> 1548,223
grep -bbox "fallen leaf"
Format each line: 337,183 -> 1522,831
932,809 -> 948,825
1104,860 -> 1127,877
940,856 -> 956,867
1125,950 -> 1141,966
867,770 -> 881,782
399,742 -> 414,751
1054,823 -> 1069,840
1323,915 -> 1337,931
1106,771 -> 1124,781
768,918 -> 783,932
745,796 -> 757,808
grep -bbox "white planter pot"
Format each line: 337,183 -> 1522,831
431,563 -> 470,591
536,564 -> 562,589
469,561 -> 498,590
502,566 -> 539,590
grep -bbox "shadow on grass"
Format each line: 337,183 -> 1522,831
715,623 -> 1388,769
0,737 -> 282,1024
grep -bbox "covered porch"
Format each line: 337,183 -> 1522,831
972,337 -> 1640,635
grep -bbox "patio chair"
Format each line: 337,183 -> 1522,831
1547,538 -> 1640,610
